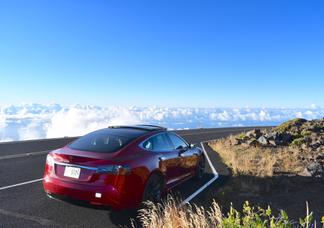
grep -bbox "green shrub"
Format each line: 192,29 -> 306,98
238,133 -> 246,140
222,201 -> 293,228
290,137 -> 305,147
301,130 -> 311,137
136,197 -> 322,228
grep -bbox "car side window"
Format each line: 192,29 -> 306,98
142,138 -> 153,150
168,133 -> 188,150
142,133 -> 174,151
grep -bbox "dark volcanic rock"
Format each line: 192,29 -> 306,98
300,162 -> 323,178
280,133 -> 293,145
246,129 -> 262,139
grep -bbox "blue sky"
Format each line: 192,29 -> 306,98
0,0 -> 323,107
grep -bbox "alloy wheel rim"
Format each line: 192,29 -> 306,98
198,159 -> 205,178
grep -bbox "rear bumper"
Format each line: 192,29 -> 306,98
43,175 -> 125,209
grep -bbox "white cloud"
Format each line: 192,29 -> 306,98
0,114 -> 6,129
46,106 -> 142,138
311,104 -> 317,109
0,103 -> 323,142
296,112 -> 303,118
18,120 -> 46,140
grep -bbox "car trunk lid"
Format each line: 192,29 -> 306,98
51,147 -> 117,182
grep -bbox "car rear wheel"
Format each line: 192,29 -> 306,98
142,174 -> 163,203
195,156 -> 205,180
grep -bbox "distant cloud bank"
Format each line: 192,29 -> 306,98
0,104 -> 323,142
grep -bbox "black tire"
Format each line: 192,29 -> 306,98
142,174 -> 163,203
195,155 -> 205,180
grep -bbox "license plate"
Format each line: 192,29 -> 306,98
64,166 -> 81,179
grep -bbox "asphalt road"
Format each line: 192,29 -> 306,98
0,127 -> 269,227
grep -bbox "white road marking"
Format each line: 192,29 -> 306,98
181,141 -> 219,205
0,178 -> 43,191
200,141 -> 218,175
0,150 -> 49,160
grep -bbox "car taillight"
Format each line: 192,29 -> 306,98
45,153 -> 55,175
46,154 -> 54,167
96,165 -> 131,175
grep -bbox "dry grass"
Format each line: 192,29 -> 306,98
133,196 -> 222,228
208,135 -> 304,177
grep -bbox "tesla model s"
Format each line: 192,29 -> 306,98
43,125 -> 205,209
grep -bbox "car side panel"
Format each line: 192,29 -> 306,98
157,150 -> 185,186
179,147 -> 201,174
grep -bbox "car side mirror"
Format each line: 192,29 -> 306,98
176,145 -> 187,154
189,143 -> 195,148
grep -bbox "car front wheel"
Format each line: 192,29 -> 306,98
195,155 -> 205,180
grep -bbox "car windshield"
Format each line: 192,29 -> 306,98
68,132 -> 133,153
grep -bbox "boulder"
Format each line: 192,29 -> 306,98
275,133 -> 292,146
268,140 -> 277,146
265,132 -> 278,141
257,136 -> 268,146
300,162 -> 323,178
281,133 -> 292,145
246,129 -> 262,138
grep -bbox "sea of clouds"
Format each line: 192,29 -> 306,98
0,103 -> 323,142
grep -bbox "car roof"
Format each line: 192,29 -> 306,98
88,125 -> 166,139
108,125 -> 167,132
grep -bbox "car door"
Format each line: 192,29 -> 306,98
167,132 -> 199,176
142,133 -> 183,187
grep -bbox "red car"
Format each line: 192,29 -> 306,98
43,125 -> 205,209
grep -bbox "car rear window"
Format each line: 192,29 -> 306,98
68,132 -> 133,153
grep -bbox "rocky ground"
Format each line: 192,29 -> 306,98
208,118 -> 324,221
230,118 -> 324,178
